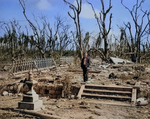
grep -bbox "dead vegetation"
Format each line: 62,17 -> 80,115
0,57 -> 150,118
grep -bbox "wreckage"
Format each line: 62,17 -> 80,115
0,56 -> 150,118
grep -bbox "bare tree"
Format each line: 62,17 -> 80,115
55,15 -> 72,57
82,32 -> 90,52
87,0 -> 112,58
63,0 -> 83,59
19,0 -> 47,58
121,0 -> 150,62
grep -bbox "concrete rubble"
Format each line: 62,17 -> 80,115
2,91 -> 8,96
18,71 -> 44,111
0,56 -> 150,118
110,57 -> 133,64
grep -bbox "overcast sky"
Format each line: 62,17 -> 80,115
0,0 -> 150,42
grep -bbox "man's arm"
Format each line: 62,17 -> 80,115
87,57 -> 90,67
81,58 -> 83,68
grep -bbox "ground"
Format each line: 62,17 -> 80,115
0,58 -> 150,119
0,95 -> 150,119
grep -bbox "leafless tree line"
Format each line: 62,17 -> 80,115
0,0 -> 150,63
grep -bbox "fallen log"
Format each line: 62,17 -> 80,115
67,69 -> 101,73
13,109 -> 61,119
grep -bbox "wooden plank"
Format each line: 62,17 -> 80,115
86,100 -> 131,107
77,84 -> 85,99
13,109 -> 61,119
67,69 -> 101,73
131,88 -> 137,105
82,93 -> 131,99
84,89 -> 132,94
85,84 -> 133,89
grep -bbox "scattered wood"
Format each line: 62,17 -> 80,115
67,69 -> 101,73
77,84 -> 85,99
13,109 -> 61,119
131,88 -> 137,105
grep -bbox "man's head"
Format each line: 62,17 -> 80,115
84,52 -> 87,58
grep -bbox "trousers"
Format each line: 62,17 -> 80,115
82,66 -> 88,82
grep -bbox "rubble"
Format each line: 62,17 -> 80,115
136,98 -> 149,106
109,73 -> 117,79
2,91 -> 8,96
0,56 -> 150,118
110,57 -> 133,64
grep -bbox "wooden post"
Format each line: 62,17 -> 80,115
77,84 -> 85,99
131,88 -> 137,105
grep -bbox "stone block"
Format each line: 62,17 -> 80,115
23,94 -> 39,102
2,91 -> 8,96
18,100 -> 43,111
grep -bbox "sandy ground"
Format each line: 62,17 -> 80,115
0,95 -> 150,119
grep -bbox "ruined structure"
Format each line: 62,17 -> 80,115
18,70 -> 44,111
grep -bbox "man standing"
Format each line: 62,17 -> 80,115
81,52 -> 90,82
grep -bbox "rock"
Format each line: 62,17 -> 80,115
115,81 -> 121,85
144,110 -> 149,114
79,105 -> 89,109
70,95 -> 75,99
44,110 -> 55,115
146,68 -> 150,72
103,70 -> 109,73
137,98 -> 149,106
134,66 -> 145,72
126,80 -> 136,85
8,93 -> 13,96
91,74 -> 96,79
137,110 -> 141,113
128,72 -> 133,75
88,109 -> 101,116
18,93 -> 23,97
123,72 -> 128,76
130,80 -> 136,85
109,73 -> 117,79
56,105 -> 61,108
79,101 -> 88,105
3,65 -> 10,71
88,116 -> 94,119
95,105 -> 101,109
2,91 -> 8,96
123,67 -> 131,71
93,110 -> 101,116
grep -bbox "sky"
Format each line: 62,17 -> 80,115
0,0 -> 150,45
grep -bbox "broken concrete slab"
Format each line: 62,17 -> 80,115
2,91 -> 8,96
110,57 -> 133,64
136,98 -> 149,106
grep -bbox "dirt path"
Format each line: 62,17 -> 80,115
0,95 -> 150,119
0,71 -> 9,79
